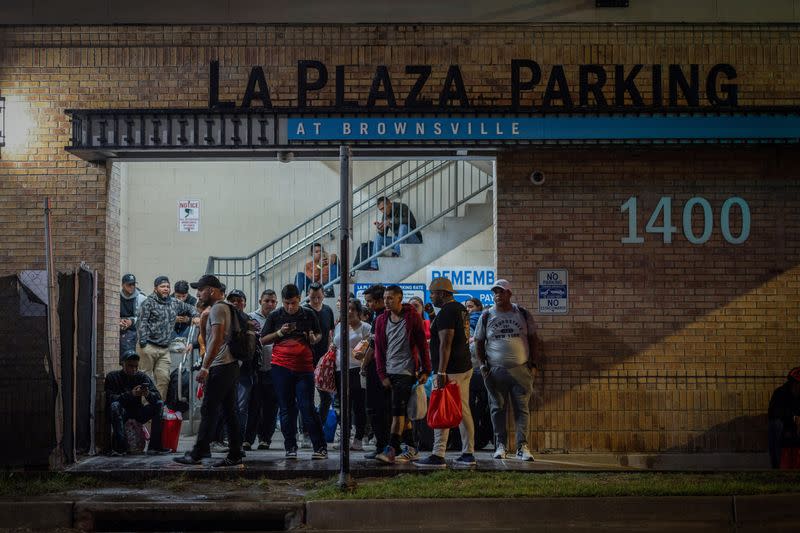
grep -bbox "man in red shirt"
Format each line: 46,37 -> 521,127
259,283 -> 327,460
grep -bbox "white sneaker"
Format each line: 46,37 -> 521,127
493,443 -> 507,459
516,444 -> 534,462
395,445 -> 419,463
349,438 -> 364,451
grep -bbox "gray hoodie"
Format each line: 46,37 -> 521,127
120,288 -> 146,329
137,292 -> 197,348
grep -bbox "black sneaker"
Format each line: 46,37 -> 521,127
413,454 -> 447,469
146,447 -> 171,456
242,442 -> 252,451
285,447 -> 298,460
212,456 -> 243,468
312,448 -> 328,460
173,452 -> 202,465
257,442 -> 270,450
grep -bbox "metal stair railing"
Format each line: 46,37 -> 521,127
206,160 -> 493,302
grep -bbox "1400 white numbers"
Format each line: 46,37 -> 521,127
620,196 -> 750,245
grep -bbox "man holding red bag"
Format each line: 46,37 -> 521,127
414,278 -> 476,469
373,285 -> 431,464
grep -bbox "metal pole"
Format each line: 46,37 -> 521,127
337,145 -> 354,490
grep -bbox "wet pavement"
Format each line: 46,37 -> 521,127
66,434 -> 769,478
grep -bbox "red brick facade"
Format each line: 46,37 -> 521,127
0,24 -> 798,452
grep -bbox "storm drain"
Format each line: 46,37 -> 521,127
75,502 -> 303,531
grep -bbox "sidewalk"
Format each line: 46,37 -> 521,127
66,434 -> 770,478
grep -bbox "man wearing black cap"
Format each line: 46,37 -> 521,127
175,275 -> 244,467
136,275 -> 198,401
105,349 -> 168,456
120,274 -> 146,359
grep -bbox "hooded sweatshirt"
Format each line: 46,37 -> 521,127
373,303 -> 432,382
137,292 -> 197,348
120,288 -> 147,329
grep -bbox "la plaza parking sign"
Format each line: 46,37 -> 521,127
538,269 -> 568,314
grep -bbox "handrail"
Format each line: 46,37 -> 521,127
246,160 -> 455,277
320,179 -> 494,291
207,159 -> 493,302
206,160 -> 439,263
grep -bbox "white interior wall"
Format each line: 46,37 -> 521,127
402,226 -> 495,285
120,159 -> 494,297
122,160 -> 339,290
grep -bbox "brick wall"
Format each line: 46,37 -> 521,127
498,145 -> 800,452
1,23 -> 798,452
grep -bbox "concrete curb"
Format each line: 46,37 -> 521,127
0,501 -> 74,530
305,495 -> 800,531
3,495 -> 799,531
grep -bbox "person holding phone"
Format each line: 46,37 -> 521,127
370,196 -> 423,270
104,349 -> 168,456
259,283 -> 327,460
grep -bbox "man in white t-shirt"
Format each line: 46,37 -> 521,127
474,279 -> 538,462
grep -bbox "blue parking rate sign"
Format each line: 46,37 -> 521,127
538,269 -> 568,314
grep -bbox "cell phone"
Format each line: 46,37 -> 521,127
286,322 -> 297,332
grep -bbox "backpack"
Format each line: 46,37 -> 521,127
216,301 -> 258,362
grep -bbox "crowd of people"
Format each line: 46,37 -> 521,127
109,267 -> 543,468
109,269 -> 800,469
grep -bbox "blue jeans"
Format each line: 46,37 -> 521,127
294,263 -> 339,293
271,364 -> 326,451
370,224 -> 421,269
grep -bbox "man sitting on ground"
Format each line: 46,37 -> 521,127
768,367 -> 800,468
105,349 -> 169,456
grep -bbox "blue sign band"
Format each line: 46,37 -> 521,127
288,116 -> 800,141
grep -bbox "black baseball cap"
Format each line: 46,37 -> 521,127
227,289 -> 246,301
121,274 -> 136,285
190,274 -> 223,290
121,349 -> 140,362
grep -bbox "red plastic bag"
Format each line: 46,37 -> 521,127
427,381 -> 462,429
314,348 -> 337,393
161,407 -> 183,452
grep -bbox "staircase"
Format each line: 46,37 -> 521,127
206,159 -> 494,304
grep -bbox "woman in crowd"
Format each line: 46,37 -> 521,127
409,296 -> 431,341
333,299 -> 371,451
332,299 -> 372,450
465,297 -> 483,337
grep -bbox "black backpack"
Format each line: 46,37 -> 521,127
216,301 -> 258,362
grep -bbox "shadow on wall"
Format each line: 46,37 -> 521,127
499,146 -> 800,453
